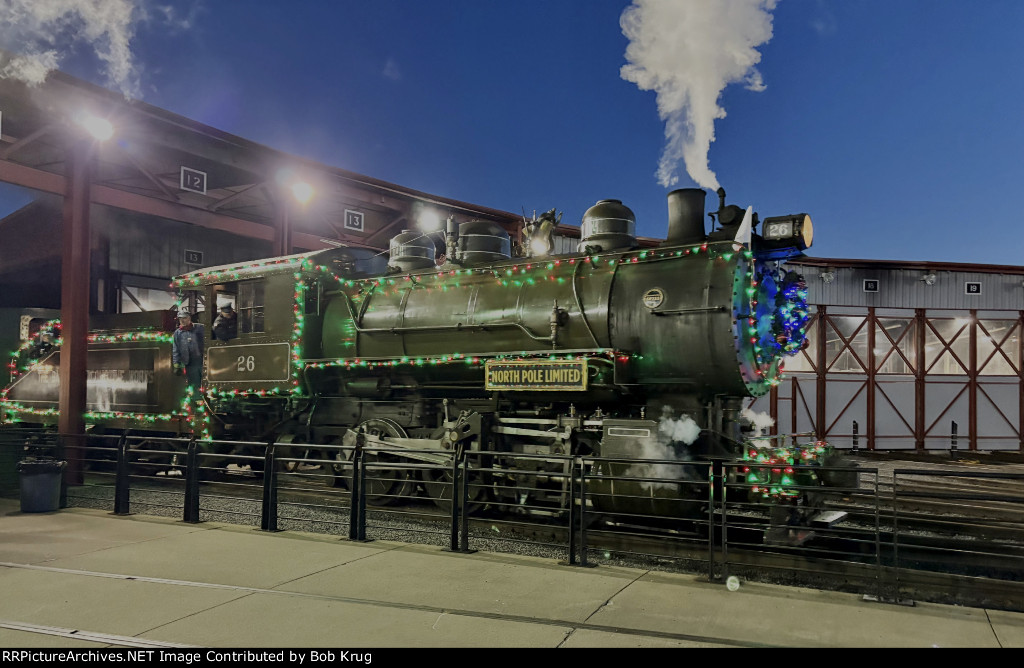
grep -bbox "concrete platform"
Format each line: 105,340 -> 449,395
1,498 -> 1023,648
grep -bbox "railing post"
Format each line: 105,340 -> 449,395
260,440 -> 279,532
873,467 -> 882,603
357,449 -> 368,541
183,437 -> 200,524
578,458 -> 590,567
56,433 -> 68,509
112,433 -> 130,516
719,459 -> 729,582
567,457 -> 578,566
348,437 -> 364,541
447,450 -> 461,552
852,420 -> 860,456
707,460 -> 716,581
950,421 -> 959,461
458,453 -> 471,553
892,470 -> 902,603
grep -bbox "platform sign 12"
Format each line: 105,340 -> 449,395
180,166 -> 207,194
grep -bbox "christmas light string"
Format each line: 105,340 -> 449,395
4,244 -> 809,422
741,440 -> 832,499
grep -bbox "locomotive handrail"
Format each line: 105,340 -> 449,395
650,306 -> 728,316
301,347 -> 621,364
476,319 -> 554,343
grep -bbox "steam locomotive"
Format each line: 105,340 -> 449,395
2,187 -> 819,512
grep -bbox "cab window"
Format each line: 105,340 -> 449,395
239,281 -> 265,334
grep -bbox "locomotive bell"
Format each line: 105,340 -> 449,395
578,199 -> 638,253
388,230 -> 436,272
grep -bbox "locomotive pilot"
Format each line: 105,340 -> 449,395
172,309 -> 205,389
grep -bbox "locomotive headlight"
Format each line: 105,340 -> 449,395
757,214 -> 813,259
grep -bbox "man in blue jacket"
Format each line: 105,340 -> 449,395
171,309 -> 205,389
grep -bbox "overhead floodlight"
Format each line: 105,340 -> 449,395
75,111 -> 114,141
417,209 -> 442,232
290,181 -> 313,204
921,273 -> 937,286
275,167 -> 314,205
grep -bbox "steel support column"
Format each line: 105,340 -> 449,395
275,206 -> 292,257
867,307 -> 876,451
969,310 -> 978,451
1019,310 -> 1023,453
816,305 -> 827,442
58,140 -> 92,486
914,308 -> 926,450
791,377 -> 799,444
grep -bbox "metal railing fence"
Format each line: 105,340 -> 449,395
2,427 -> 1024,611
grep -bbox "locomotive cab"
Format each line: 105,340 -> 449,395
176,255 -> 320,411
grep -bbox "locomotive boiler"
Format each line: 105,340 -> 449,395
1,187 -> 815,512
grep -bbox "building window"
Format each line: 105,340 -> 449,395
875,318 -> 916,375
978,319 -> 1020,376
119,274 -> 177,313
924,318 -> 970,375
826,316 -> 868,373
781,322 -> 816,373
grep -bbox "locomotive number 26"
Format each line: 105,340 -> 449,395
236,355 -> 256,372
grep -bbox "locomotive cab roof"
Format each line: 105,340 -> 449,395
174,247 -> 381,287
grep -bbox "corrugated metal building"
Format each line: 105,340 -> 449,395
746,257 -> 1024,452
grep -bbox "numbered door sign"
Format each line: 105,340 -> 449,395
180,166 -> 207,194
344,209 -> 364,232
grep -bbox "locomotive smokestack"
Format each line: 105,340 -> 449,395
664,188 -> 707,246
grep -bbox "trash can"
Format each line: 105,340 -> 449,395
17,458 -> 65,513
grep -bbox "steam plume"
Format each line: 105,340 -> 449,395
626,409 -> 703,489
741,406 -> 775,449
0,0 -> 141,97
741,406 -> 775,433
620,0 -> 778,189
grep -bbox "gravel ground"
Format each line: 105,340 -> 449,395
63,474 -> 593,565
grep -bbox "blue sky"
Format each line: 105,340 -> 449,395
2,1 -> 1023,266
